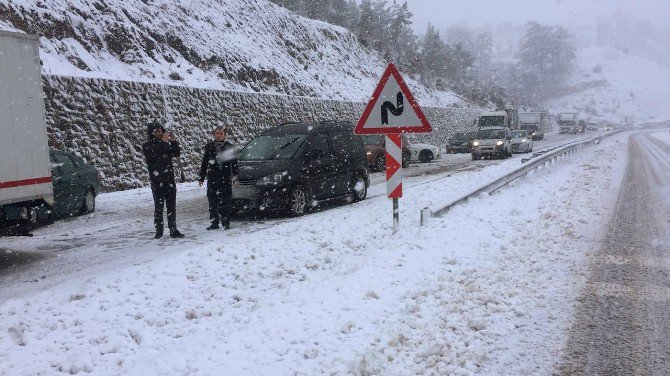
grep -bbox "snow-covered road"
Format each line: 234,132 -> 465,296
0,129 -> 627,375
559,130 -> 670,374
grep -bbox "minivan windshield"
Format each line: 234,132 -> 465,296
238,134 -> 308,161
477,129 -> 506,139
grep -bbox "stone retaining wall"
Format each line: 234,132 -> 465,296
43,75 -> 480,191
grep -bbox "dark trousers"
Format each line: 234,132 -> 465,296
207,182 -> 232,227
151,181 -> 177,231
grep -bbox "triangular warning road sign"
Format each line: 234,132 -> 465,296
355,63 -> 432,135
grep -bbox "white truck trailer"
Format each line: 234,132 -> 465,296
0,31 -> 53,232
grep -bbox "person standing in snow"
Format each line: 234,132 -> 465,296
199,126 -> 239,230
142,122 -> 185,239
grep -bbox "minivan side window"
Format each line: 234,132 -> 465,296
308,133 -> 332,158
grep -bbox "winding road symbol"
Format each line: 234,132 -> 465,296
381,92 -> 404,125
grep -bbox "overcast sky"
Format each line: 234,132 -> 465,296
403,0 -> 670,31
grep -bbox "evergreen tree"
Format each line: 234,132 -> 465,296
518,22 -> 576,99
387,1 -> 417,72
419,24 -> 448,83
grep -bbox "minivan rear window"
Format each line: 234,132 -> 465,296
238,134 -> 308,161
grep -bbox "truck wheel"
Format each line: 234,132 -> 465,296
27,206 -> 39,228
80,189 -> 96,214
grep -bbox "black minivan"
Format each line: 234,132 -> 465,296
232,121 -> 369,216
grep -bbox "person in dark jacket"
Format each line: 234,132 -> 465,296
142,122 -> 185,239
199,126 -> 239,230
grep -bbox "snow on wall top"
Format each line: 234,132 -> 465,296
545,47 -> 670,124
0,0 -> 465,107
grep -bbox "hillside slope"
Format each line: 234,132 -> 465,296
545,47 -> 670,123
0,0 -> 464,107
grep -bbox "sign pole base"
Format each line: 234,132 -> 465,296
392,198 -> 399,234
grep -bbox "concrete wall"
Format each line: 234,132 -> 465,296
43,75 -> 480,191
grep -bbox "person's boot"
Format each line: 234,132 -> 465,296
154,228 -> 164,239
222,221 -> 230,230
170,229 -> 185,238
206,223 -> 219,230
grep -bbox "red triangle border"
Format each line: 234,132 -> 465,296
354,63 -> 433,135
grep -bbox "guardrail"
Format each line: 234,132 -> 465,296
420,131 -> 621,224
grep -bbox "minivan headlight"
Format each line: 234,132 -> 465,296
257,171 -> 288,187
473,141 -> 479,147
496,140 -> 504,146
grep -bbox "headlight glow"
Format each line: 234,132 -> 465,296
496,140 -> 504,146
522,138 -> 528,143
473,141 -> 479,147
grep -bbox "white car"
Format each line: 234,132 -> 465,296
510,129 -> 533,153
410,142 -> 442,163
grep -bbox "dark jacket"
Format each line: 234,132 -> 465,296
199,140 -> 239,187
143,123 -> 181,185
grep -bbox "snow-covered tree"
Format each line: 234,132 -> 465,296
518,22 -> 576,99
419,24 -> 447,85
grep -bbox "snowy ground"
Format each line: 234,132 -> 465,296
0,130 -> 630,375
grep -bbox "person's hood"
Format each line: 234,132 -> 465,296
146,122 -> 165,141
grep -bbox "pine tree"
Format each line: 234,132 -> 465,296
388,1 -> 417,72
419,24 -> 448,83
518,22 -> 576,99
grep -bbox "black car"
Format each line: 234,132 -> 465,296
50,150 -> 101,218
446,131 -> 476,153
233,121 -> 369,216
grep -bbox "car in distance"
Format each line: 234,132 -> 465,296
471,127 -> 513,160
446,131 -> 476,153
233,121 -> 370,216
362,134 -> 411,171
410,142 -> 442,163
510,130 -> 533,153
50,150 -> 101,218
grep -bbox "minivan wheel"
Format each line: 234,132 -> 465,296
288,185 -> 308,216
352,176 -> 367,202
375,154 -> 385,172
80,189 -> 96,214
